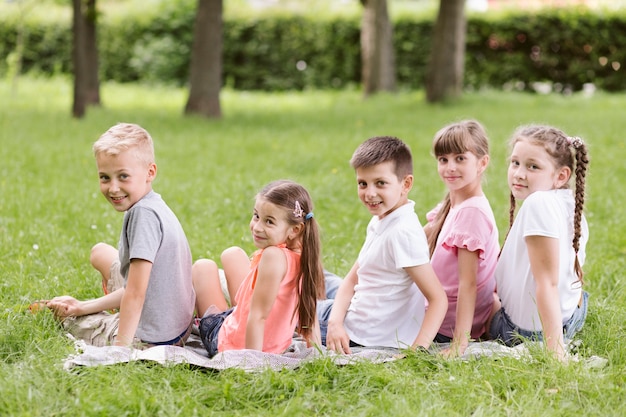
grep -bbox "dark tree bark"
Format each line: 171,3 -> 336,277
72,0 -> 88,118
185,0 -> 223,118
425,0 -> 467,103
360,0 -> 396,97
85,0 -> 100,106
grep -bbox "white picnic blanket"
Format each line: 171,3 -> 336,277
62,333 -> 558,372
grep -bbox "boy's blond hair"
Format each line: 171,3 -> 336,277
93,123 -> 155,166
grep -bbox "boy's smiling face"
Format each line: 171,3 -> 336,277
355,160 -> 413,220
96,150 -> 156,212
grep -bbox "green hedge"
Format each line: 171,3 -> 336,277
1,4 -> 625,91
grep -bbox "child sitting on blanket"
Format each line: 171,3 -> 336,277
318,136 -> 448,354
487,125 -> 590,361
194,180 -> 325,357
46,123 -> 196,347
424,120 -> 499,358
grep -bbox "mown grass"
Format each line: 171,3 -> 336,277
1,76 -> 625,416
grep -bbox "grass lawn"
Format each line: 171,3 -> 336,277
1,76 -> 625,416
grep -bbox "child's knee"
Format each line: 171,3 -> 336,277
220,246 -> 247,263
90,242 -> 116,268
192,259 -> 219,277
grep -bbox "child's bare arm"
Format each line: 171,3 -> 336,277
115,259 -> 152,346
526,235 -> 567,360
445,248 -> 479,357
47,288 -> 124,318
407,263 -> 447,350
245,247 -> 287,351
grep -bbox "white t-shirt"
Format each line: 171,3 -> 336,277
495,189 -> 588,331
344,201 -> 431,348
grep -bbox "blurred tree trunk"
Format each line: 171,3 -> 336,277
426,0 -> 467,103
360,0 -> 396,97
85,0 -> 100,106
72,0 -> 88,118
185,0 -> 222,118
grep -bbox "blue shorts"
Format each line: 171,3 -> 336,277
143,323 -> 192,346
489,291 -> 589,346
316,298 -> 363,348
199,308 -> 234,358
317,298 -> 334,346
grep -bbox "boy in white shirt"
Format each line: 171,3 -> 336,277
319,136 -> 447,353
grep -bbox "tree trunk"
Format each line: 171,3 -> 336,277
360,0 -> 396,97
425,0 -> 467,103
72,0 -> 87,118
185,0 -> 223,118
85,0 -> 100,106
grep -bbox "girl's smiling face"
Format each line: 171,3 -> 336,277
249,198 -> 301,249
437,151 -> 488,196
508,140 -> 571,200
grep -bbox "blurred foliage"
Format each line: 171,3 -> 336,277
0,2 -> 625,91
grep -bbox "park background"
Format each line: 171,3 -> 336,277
1,0 -> 625,415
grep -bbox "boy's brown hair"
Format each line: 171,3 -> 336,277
350,136 -> 413,179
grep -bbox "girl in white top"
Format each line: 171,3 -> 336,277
488,125 -> 590,361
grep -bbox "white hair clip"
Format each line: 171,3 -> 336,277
293,201 -> 304,218
568,136 -> 584,149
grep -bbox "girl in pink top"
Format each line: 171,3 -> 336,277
194,180 -> 325,357
424,120 -> 499,357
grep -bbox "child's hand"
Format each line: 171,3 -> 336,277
47,296 -> 82,318
439,340 -> 469,359
326,322 -> 352,355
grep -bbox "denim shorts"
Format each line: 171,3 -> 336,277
317,299 -> 334,346
143,323 -> 191,346
316,298 -> 364,348
199,308 -> 234,357
490,291 -> 589,346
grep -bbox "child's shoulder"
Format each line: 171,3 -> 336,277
524,189 -> 571,208
519,190 -> 574,223
257,245 -> 291,263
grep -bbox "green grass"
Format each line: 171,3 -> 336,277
1,76 -> 625,416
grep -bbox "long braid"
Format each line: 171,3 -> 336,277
498,192 -> 517,259
508,191 -> 516,230
570,138 -> 589,285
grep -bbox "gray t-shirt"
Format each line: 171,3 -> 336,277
118,191 -> 195,342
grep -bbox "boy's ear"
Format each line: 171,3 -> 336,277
147,163 -> 157,182
402,174 -> 414,195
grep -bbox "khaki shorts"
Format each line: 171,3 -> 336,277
106,259 -> 125,294
61,312 -> 120,347
61,260 -> 124,347
62,260 -> 196,348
